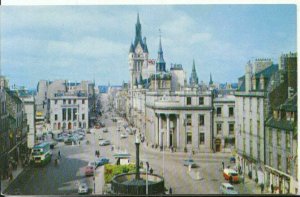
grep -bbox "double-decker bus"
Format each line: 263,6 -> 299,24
31,142 -> 52,166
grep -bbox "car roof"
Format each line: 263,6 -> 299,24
224,168 -> 237,174
222,183 -> 234,187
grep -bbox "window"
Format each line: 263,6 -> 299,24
277,130 -> 281,146
186,114 -> 192,126
55,114 -> 58,121
278,154 -> 281,170
82,114 -> 85,120
199,97 -> 204,105
62,108 -> 66,121
257,120 -> 260,133
200,133 -> 205,144
199,115 -> 204,126
63,99 -> 66,104
68,99 -> 71,104
217,123 -> 222,135
229,123 -> 234,135
269,130 -> 272,144
287,157 -> 291,174
82,99 -> 85,104
73,108 -> 77,121
74,99 -> 76,104
250,140 -> 253,157
68,108 -> 72,120
286,132 -> 290,151
187,97 -> 191,105
187,132 -> 192,144
243,138 -> 246,153
250,119 -> 253,136
229,107 -> 234,117
55,100 -> 57,105
217,107 -> 222,117
269,150 -> 273,166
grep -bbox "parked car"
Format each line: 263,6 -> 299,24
223,168 -> 239,183
126,128 -> 133,135
99,140 -> 111,146
85,165 -> 94,176
183,158 -> 197,168
230,157 -> 236,163
78,182 -> 89,194
64,138 -> 76,145
98,135 -> 104,140
219,183 -> 238,195
120,133 -> 128,139
103,128 -> 108,133
96,157 -> 109,166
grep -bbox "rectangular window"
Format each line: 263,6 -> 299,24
200,133 -> 205,144
250,140 -> 253,157
250,119 -> 253,136
187,132 -> 192,144
199,97 -> 204,105
68,108 -> 72,120
55,100 -> 57,105
278,154 -> 281,170
62,109 -> 66,121
229,107 -> 234,117
63,99 -> 66,104
187,97 -> 191,105
199,115 -> 204,126
243,138 -> 246,153
73,108 -> 77,121
287,157 -> 290,174
286,132 -> 290,151
74,99 -> 76,104
217,123 -> 222,135
82,99 -> 85,104
229,123 -> 234,135
277,130 -> 281,146
269,150 -> 273,166
186,114 -> 192,126
217,107 -> 222,117
82,114 -> 85,120
55,114 -> 58,121
68,99 -> 71,104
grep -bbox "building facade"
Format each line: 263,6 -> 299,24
49,93 -> 89,132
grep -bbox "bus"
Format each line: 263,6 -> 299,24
31,142 -> 52,166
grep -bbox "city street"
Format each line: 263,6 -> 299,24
4,93 -> 259,195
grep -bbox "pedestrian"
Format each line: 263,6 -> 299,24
150,168 -> 153,174
58,150 -> 61,159
260,183 -> 264,194
169,187 -> 172,195
271,184 -> 274,194
222,161 -> 224,170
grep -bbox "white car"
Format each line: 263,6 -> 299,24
99,140 -> 111,146
120,133 -> 128,139
78,182 -> 88,194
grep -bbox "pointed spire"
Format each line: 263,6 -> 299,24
189,59 -> 199,86
137,13 -> 140,25
156,29 -> 166,72
143,37 -> 148,53
129,42 -> 134,53
209,73 -> 213,85
134,13 -> 143,47
192,59 -> 196,71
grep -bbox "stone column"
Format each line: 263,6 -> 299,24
158,114 -> 162,146
166,114 -> 170,147
176,114 -> 180,148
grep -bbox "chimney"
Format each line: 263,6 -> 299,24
245,61 -> 252,92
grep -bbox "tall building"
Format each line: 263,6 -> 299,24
235,59 -> 278,186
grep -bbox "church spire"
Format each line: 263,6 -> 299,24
209,73 -> 213,85
156,29 -> 166,72
189,59 -> 199,86
134,13 -> 143,47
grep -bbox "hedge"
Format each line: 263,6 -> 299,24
104,164 -> 136,183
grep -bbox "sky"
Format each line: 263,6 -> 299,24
0,4 -> 297,89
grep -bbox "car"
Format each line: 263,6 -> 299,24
85,165 -> 94,176
183,158 -> 197,168
96,157 -> 109,166
78,182 -> 89,194
64,138 -> 76,145
98,135 -> 104,140
99,140 -> 111,146
120,133 -> 128,139
103,128 -> 108,133
223,168 -> 239,183
219,183 -> 238,195
86,129 -> 91,134
230,157 -> 236,163
126,128 -> 133,135
55,136 -> 65,142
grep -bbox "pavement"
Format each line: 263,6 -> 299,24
1,163 -> 28,194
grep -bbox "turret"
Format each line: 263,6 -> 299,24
156,32 -> 166,72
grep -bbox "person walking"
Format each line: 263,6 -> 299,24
222,161 -> 224,170
150,168 -> 153,174
169,187 -> 172,195
271,184 -> 274,194
260,183 -> 264,194
58,150 -> 61,159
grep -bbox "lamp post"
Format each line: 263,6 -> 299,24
135,133 -> 141,180
93,131 -> 96,194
